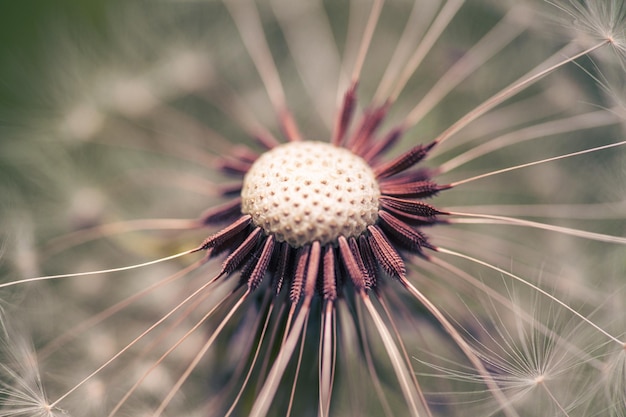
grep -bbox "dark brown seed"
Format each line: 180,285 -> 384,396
358,235 -> 378,289
280,108 -> 302,142
378,168 -> 432,186
338,236 -> 366,292
322,245 -> 337,301
272,241 -> 292,295
349,237 -> 373,290
290,245 -> 310,303
200,215 -> 252,250
380,181 -> 446,199
198,197 -> 242,225
230,144 -> 259,164
362,125 -> 404,162
218,183 -> 244,197
367,225 -> 406,279
373,141 -> 436,178
221,227 -> 263,275
379,196 -> 441,216
217,157 -> 253,175
247,235 -> 275,290
379,196 -> 445,218
380,205 -> 443,225
333,81 -> 358,146
304,241 -> 322,299
347,103 -> 390,153
252,131 -> 280,150
378,210 -> 434,252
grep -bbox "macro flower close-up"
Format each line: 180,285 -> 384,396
1,1 -> 625,416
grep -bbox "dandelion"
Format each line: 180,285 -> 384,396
0,321 -> 65,417
1,1 -> 625,416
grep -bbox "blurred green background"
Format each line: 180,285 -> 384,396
0,1 -> 110,104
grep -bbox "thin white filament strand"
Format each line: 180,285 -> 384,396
43,218 -> 198,256
541,382 -> 570,415
0,249 -> 196,289
225,0 -> 289,117
430,225 -> 610,304
454,295 -> 572,391
254,302 -> 290,394
449,140 -> 626,187
334,0 -> 362,100
39,259 -> 207,360
224,302 -> 275,417
108,287 -> 241,417
330,307 -> 337,413
442,201 -> 626,219
354,297 -> 395,417
426,257 -> 606,371
48,267 -> 223,409
430,90 -> 573,156
403,6 -> 530,129
249,301 -> 311,417
362,294 -> 423,417
335,300 -> 370,414
0,360 -> 48,408
448,211 -> 626,245
432,40 -> 610,146
372,0 -> 436,104
388,0 -> 465,103
399,277 -> 521,417
440,110 -> 619,173
285,315 -> 309,417
377,294 -> 434,417
319,301 -> 334,417
449,303 -> 540,391
270,0 -> 341,130
256,228 -> 321,417
151,289 -> 251,417
437,247 -> 625,346
349,0 -> 384,85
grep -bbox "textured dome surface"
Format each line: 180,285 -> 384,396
241,141 -> 380,247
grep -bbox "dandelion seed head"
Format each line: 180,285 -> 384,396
533,373 -> 546,385
604,348 -> 626,415
548,0 -> 626,64
241,141 -> 380,247
0,323 -> 66,417
3,1 -> 626,416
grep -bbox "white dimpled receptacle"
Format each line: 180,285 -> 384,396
241,141 -> 380,247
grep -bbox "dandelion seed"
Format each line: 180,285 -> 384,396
547,0 -> 626,60
1,1 -> 626,417
0,324 -> 65,417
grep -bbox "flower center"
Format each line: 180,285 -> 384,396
241,141 -> 380,247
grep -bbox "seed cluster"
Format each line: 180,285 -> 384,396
241,141 -> 380,247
